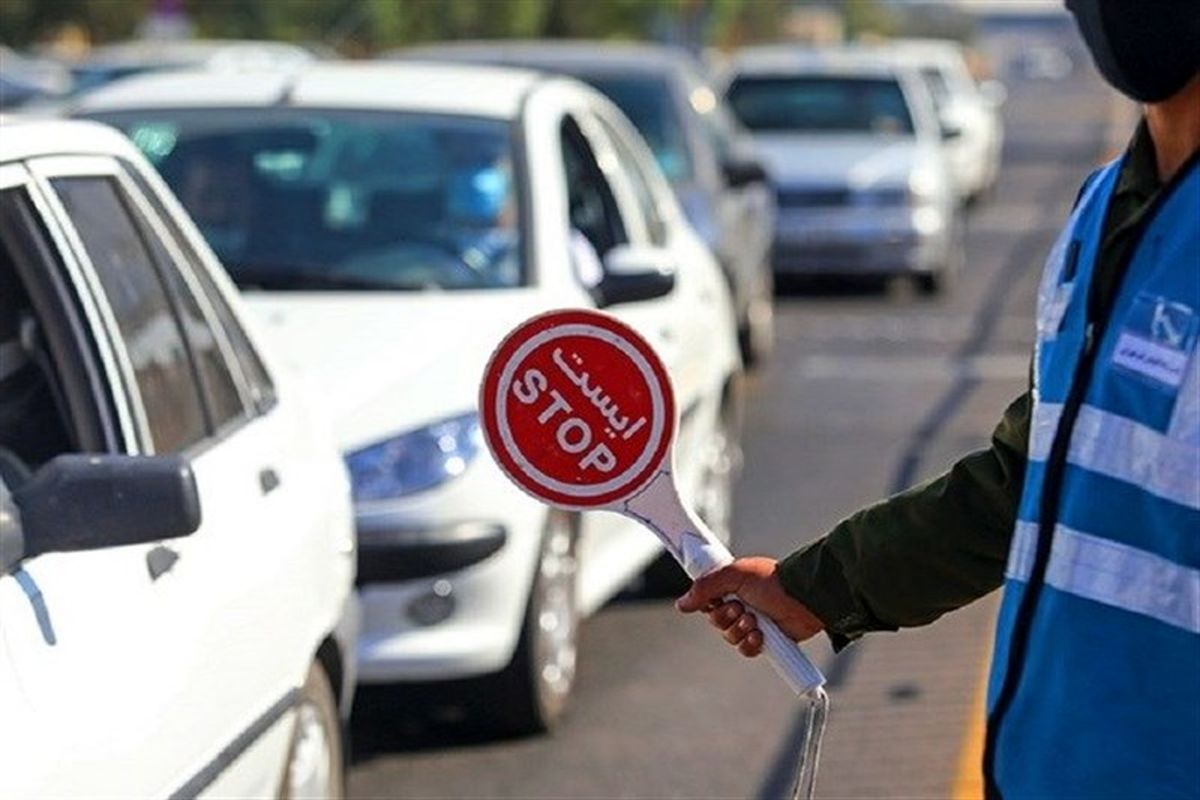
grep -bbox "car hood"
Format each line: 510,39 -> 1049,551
750,134 -> 920,189
244,289 -> 550,452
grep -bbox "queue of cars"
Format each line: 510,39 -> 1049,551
0,34 -> 1004,796
74,60 -> 743,735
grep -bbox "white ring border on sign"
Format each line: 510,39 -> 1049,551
495,323 -> 667,499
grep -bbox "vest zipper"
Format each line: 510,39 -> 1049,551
981,150 -> 1200,799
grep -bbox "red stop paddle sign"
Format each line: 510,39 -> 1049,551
480,308 -> 825,696
480,309 -> 674,509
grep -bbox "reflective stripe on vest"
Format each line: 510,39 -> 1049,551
1029,402 -> 1200,510
1007,520 -> 1200,634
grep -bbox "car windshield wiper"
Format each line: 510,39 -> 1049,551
229,264 -> 433,292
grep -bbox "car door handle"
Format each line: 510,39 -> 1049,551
259,467 -> 281,496
146,545 -> 180,581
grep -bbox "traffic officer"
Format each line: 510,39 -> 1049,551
677,2 -> 1200,796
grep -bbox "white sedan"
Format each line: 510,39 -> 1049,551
76,61 -> 743,733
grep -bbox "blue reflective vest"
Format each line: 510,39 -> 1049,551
985,154 -> 1200,798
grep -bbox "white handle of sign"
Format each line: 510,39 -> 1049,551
623,473 -> 826,696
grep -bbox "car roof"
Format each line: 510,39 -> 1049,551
871,39 -> 970,70
72,60 -> 546,120
396,40 -> 701,78
728,45 -> 903,79
72,38 -> 317,68
0,117 -> 143,163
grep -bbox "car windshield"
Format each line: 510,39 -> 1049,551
574,72 -> 692,183
727,75 -> 915,135
89,109 -> 524,291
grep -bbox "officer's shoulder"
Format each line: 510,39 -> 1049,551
1072,167 -> 1106,210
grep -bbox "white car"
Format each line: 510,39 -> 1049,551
0,119 -> 357,797
724,47 -> 963,293
880,39 -> 1006,202
75,62 -> 743,733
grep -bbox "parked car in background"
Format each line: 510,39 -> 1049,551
0,47 -> 71,109
75,61 -> 743,733
66,39 -> 319,96
398,41 -> 776,365
0,118 -> 356,797
879,39 -> 1006,202
724,46 -> 963,294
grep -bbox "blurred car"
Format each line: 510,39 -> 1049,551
725,46 -> 963,294
1013,43 -> 1073,81
0,118 -> 356,797
880,39 -> 1006,202
0,47 -> 71,109
398,41 -> 776,365
67,39 -> 318,95
75,61 -> 743,733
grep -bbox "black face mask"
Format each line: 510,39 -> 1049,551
1066,0 -> 1200,103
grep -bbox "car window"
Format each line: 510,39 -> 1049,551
129,195 -> 247,431
593,115 -> 668,247
576,73 -> 693,183
0,191 -> 75,473
50,176 -> 207,453
560,116 -> 627,258
122,162 -> 276,415
919,66 -> 952,111
91,109 -> 524,292
727,75 -> 915,135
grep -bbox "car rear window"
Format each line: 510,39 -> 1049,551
727,75 -> 915,135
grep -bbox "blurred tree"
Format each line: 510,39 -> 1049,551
840,0 -> 897,40
1,0 -> 146,48
0,0 -> 843,55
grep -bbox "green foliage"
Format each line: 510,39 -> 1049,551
0,0 -> 825,53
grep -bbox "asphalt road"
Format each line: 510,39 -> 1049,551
349,37 -> 1121,800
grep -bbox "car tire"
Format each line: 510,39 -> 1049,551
739,270 -> 775,368
279,662 -> 344,800
484,510 -> 579,736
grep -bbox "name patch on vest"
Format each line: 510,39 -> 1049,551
1111,294 -> 1197,390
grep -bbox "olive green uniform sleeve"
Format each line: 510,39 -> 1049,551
776,390 -> 1030,650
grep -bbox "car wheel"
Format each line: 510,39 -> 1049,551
280,662 -> 344,800
739,271 -> 775,368
641,395 -> 741,596
486,510 -> 578,735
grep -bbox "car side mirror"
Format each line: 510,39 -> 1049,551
979,80 -> 1008,107
4,454 -> 200,568
721,157 -> 769,188
593,244 -> 677,308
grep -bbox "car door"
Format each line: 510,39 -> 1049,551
27,155 -> 328,797
0,161 -> 193,797
111,155 -> 356,797
582,101 -> 731,430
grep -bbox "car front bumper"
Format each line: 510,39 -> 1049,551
352,463 -> 547,684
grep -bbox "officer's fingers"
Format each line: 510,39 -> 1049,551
738,629 -> 764,658
722,611 -> 758,646
707,600 -> 744,631
676,566 -> 745,613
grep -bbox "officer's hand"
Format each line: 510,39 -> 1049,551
675,557 -> 824,658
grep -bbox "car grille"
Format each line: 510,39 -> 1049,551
775,186 -> 852,208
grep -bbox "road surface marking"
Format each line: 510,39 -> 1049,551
952,648 -> 993,800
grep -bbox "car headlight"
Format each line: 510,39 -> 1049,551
345,412 -> 482,502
